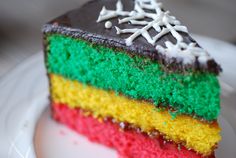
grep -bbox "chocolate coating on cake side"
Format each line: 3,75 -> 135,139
42,0 -> 221,74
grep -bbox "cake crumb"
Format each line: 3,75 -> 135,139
59,130 -> 66,136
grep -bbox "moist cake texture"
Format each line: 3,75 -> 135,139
47,34 -> 220,121
43,0 -> 222,157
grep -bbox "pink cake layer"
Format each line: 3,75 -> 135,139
52,103 -> 215,158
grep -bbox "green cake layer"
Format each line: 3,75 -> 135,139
46,34 -> 220,121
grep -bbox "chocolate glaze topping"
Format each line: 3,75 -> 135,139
42,0 -> 221,74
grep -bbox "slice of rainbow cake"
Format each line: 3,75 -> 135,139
42,0 -> 222,157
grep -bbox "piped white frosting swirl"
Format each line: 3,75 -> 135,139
97,0 -> 212,65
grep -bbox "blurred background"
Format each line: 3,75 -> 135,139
0,0 -> 236,77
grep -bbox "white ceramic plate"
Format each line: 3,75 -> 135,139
0,35 -> 236,158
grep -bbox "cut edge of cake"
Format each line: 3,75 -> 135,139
42,0 -> 222,158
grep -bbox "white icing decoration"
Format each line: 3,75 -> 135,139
105,21 -> 112,29
97,0 -> 212,65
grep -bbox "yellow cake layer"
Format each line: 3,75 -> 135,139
50,74 -> 221,156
